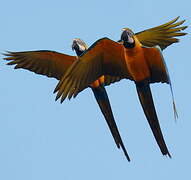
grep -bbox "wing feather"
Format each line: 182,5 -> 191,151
104,76 -> 122,86
54,38 -> 128,101
135,17 -> 187,50
3,50 -> 76,80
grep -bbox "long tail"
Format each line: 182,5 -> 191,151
92,86 -> 130,161
136,81 -> 171,157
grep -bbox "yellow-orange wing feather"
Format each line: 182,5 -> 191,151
4,50 -> 122,87
4,50 -> 77,80
135,16 -> 187,50
104,75 -> 122,86
54,38 -> 131,102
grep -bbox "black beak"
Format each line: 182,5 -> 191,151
72,45 -> 74,51
72,41 -> 77,51
120,30 -> 129,42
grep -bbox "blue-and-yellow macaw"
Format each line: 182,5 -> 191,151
4,39 -> 129,161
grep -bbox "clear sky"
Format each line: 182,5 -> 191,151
0,0 -> 190,179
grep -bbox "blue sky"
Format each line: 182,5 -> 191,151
0,0 -> 190,179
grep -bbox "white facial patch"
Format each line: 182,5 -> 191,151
78,44 -> 86,51
128,36 -> 134,44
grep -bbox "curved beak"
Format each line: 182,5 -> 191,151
72,41 -> 77,51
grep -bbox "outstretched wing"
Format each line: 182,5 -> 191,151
4,50 -> 123,88
54,38 -> 130,102
135,16 -> 187,50
4,50 -> 77,80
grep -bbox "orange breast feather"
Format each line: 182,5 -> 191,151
123,42 -> 150,82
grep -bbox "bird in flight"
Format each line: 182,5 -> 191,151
4,39 -> 130,161
4,16 -> 187,160
53,17 -> 187,158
